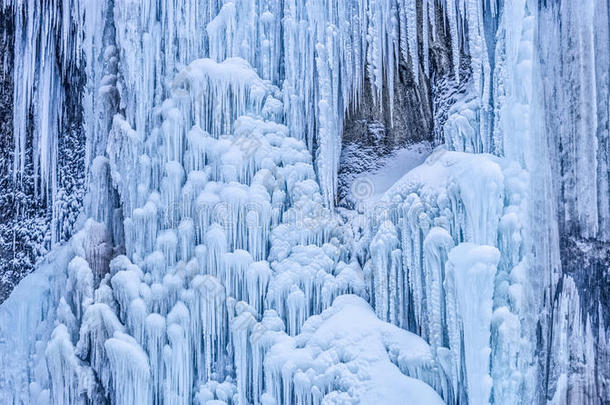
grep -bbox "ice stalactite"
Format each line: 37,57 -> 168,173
535,0 -> 610,243
403,0 -> 419,83
445,0 -> 461,83
76,302 -> 124,394
446,243 -> 499,405
370,220 -> 401,325
495,0 -> 534,165
7,0 -> 62,191
545,277 -> 603,404
164,303 -> 194,405
0,0 -> 115,251
65,257 -> 94,322
105,332 -> 152,405
145,313 -> 167,405
423,227 -> 454,354
46,324 -> 82,405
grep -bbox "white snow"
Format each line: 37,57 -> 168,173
355,142 -> 432,200
260,295 -> 445,405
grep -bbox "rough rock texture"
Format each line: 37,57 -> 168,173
338,2 -> 467,207
0,4 -> 86,302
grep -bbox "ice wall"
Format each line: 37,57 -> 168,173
536,0 -> 610,402
359,149 -> 534,404
359,0 -> 609,403
0,1 -> 608,404
0,1 -> 457,401
2,0 -> 477,216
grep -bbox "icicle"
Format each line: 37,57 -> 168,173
446,0 -> 461,82
46,324 -> 81,405
286,286 -> 306,336
105,332 -> 152,405
405,0 -> 419,82
423,227 -> 454,352
192,274 -> 228,382
76,303 -> 125,393
231,311 -> 257,405
223,250 -> 253,301
422,0 -> 430,76
66,257 -> 94,322
161,161 -> 186,228
247,261 -> 271,315
465,0 -> 485,96
111,262 -> 144,322
126,298 -> 148,346
446,243 -> 500,405
164,303 -> 193,405
145,313 -> 166,405
156,230 -> 178,269
178,219 -> 195,262
370,221 -> 400,324
429,0 -> 437,42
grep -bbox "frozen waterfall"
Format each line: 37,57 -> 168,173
0,0 -> 608,404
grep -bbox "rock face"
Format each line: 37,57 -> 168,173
339,2 -> 456,206
0,2 -> 86,301
0,1 -> 608,404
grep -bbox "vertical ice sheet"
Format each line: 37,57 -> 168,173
446,243 -> 499,405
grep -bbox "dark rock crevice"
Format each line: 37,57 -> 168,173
0,3 -> 87,302
338,2 -> 467,207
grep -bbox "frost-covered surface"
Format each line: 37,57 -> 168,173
0,1 -> 608,404
257,295 -> 445,405
354,149 -> 533,403
340,141 -> 433,207
0,1 -> 88,300
363,143 -> 433,197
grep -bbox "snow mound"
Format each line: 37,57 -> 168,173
261,295 -> 445,405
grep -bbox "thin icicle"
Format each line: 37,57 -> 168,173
446,0 -> 461,82
405,0 -> 419,82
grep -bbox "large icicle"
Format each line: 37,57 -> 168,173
105,332 -> 152,405
446,243 -> 499,405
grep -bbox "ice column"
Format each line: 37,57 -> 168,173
446,243 -> 500,405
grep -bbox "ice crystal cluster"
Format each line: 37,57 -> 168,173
0,0 -> 608,404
